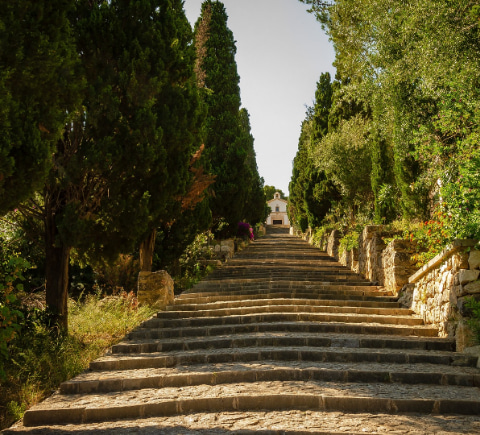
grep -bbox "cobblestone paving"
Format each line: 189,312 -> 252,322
5,411 -> 480,434
4,228 -> 480,434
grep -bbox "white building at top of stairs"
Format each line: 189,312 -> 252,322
266,192 -> 290,226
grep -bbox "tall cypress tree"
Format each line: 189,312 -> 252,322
195,0 -> 262,235
39,0 -> 203,329
239,108 -> 266,226
289,73 -> 340,231
0,0 -> 81,215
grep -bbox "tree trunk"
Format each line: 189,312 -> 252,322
45,206 -> 71,331
139,229 -> 157,272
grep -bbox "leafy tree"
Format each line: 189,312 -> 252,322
312,114 -> 373,220
264,186 -> 286,201
0,0 -> 81,215
300,0 -> 480,234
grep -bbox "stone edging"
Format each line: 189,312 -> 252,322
409,240 -> 478,284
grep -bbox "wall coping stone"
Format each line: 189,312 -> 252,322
409,239 -> 478,284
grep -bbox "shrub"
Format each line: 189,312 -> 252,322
465,297 -> 480,345
402,212 -> 452,267
0,257 -> 29,379
237,222 -> 254,240
1,293 -> 155,429
339,231 -> 359,255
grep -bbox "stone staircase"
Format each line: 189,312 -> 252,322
7,228 -> 480,434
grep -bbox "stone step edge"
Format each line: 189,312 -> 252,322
159,306 -> 413,318
125,330 -> 456,352
171,298 -> 402,309
60,367 -> 480,395
149,312 -> 425,327
90,348 -> 478,371
23,394 -> 480,427
133,321 -> 439,338
117,334 -> 454,353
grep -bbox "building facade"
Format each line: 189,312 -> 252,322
266,192 -> 290,226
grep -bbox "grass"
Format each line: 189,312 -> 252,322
0,292 -> 156,430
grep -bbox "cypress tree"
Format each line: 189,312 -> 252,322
195,1 -> 263,235
40,0 -> 203,329
0,0 -> 81,215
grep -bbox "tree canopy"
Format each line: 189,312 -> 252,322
293,0 -> 480,238
0,0 -> 81,215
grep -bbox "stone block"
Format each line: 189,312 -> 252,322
469,250 -> 480,270
464,280 -> 480,294
137,270 -> 174,308
457,269 -> 480,285
456,320 -> 476,352
221,239 -> 235,251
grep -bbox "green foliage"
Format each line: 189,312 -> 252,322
297,0 -> 480,240
264,186 -> 286,201
465,297 -> 480,345
289,73 -> 341,232
1,294 -> 155,429
93,255 -> 140,296
0,0 -> 82,214
174,231 -> 216,292
400,213 -> 452,267
195,1 -> 264,234
0,257 -> 29,379
312,114 -> 372,206
339,231 -> 359,255
310,227 -> 329,249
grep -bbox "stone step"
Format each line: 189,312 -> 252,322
161,303 -> 412,318
130,321 -> 439,340
204,276 -> 370,284
172,297 -> 402,310
145,312 -> 424,328
23,380 -> 480,427
60,361 -> 480,395
174,292 -> 398,305
117,332 -> 454,353
205,271 -> 365,279
182,286 -> 391,298
88,346 -> 477,371
126,328 -> 455,351
15,231 -> 480,432
11,410 -> 480,434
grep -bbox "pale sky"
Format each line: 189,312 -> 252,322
183,0 -> 336,196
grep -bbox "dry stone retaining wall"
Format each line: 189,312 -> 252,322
314,226 -> 479,347
328,225 -> 413,296
404,240 -> 479,345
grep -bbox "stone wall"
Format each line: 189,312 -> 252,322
382,239 -> 418,296
311,225 -> 479,347
339,248 -> 359,273
402,240 -> 479,345
325,226 -> 416,295
326,230 -> 341,259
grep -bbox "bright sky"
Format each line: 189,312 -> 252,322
183,0 -> 336,196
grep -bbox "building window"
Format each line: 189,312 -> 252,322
275,206 -> 280,212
